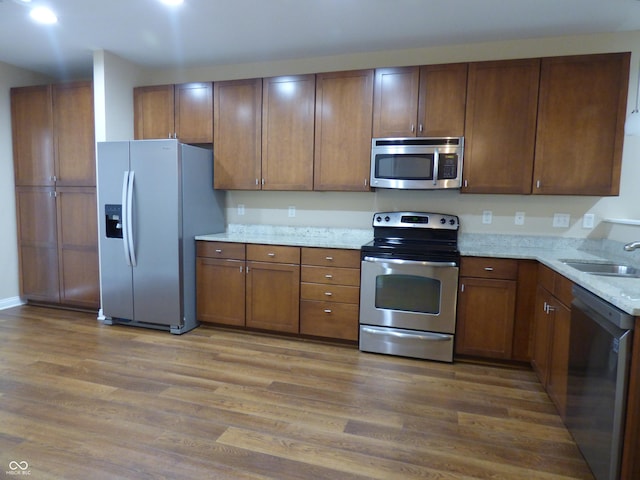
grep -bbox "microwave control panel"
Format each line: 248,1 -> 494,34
438,154 -> 458,179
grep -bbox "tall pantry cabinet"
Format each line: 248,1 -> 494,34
11,81 -> 99,309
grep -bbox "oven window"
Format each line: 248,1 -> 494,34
375,274 -> 441,314
375,153 -> 434,180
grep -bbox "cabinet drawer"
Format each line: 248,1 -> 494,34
301,247 -> 360,268
197,241 -> 245,260
554,273 -> 573,307
247,244 -> 300,264
460,257 -> 518,279
301,265 -> 360,286
300,300 -> 359,341
300,283 -> 360,304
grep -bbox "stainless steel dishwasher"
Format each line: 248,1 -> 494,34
567,285 -> 634,480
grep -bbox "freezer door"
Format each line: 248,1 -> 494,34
97,141 -> 134,320
129,140 -> 181,326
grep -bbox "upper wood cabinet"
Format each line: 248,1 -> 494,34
463,59 -> 540,194
533,53 -> 630,195
134,82 -> 213,143
53,82 -> 96,186
11,85 -> 54,186
213,78 -> 262,190
262,75 -> 315,190
314,69 -> 374,191
372,64 -> 467,138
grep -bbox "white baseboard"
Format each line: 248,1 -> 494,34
0,296 -> 26,311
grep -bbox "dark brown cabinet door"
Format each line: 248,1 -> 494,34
56,188 -> 99,308
455,277 -> 517,359
463,59 -> 540,194
262,75 -> 315,190
547,301 -> 570,419
133,84 -> 175,140
11,85 -> 54,187
314,69 -> 374,191
533,53 -> 630,195
417,63 -> 467,137
213,78 -> 262,189
53,81 -> 96,186
196,257 -> 246,326
246,261 -> 300,333
372,66 -> 420,138
531,285 -> 553,386
15,187 -> 60,303
175,82 -> 213,144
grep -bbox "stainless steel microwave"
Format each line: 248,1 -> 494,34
370,137 -> 464,190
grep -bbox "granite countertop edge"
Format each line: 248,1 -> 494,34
196,227 -> 640,316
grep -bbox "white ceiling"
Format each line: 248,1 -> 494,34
2,0 -> 640,79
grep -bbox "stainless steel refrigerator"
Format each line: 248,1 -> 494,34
97,139 -> 225,334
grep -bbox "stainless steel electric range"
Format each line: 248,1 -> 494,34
359,211 -> 460,362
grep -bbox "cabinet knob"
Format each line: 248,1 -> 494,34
325,256 -> 333,261
419,124 -> 424,133
484,267 -> 494,271
325,274 -> 333,279
215,249 -> 222,253
267,252 -> 276,257
411,124 -> 415,133
324,292 -> 333,296
324,309 -> 332,314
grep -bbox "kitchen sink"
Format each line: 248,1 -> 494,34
560,260 -> 640,278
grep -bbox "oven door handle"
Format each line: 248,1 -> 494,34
361,327 -> 451,342
362,256 -> 457,268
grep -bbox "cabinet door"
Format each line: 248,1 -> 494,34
314,69 -> 373,191
213,78 -> 262,189
547,301 -> 570,419
133,85 -> 175,140
417,63 -> 467,137
455,277 -> 516,359
246,261 -> 300,333
262,75 -> 315,190
463,59 -> 540,194
15,187 -> 60,303
11,85 -> 54,186
372,66 -> 420,137
53,81 -> 96,186
56,187 -> 99,308
531,286 -> 553,386
196,257 -> 246,326
175,82 -> 213,144
533,53 -> 629,195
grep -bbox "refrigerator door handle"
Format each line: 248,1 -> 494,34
121,171 -> 132,266
126,170 -> 137,267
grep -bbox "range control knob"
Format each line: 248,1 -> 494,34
384,216 -> 390,222
375,216 -> 382,223
440,218 -> 446,224
449,219 -> 456,225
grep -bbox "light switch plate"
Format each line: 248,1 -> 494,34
288,206 -> 296,218
583,213 -> 595,229
237,204 -> 245,216
515,212 -> 525,225
553,213 -> 571,228
482,210 -> 492,224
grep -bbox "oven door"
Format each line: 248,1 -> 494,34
359,256 -> 459,333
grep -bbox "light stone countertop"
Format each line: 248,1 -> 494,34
196,226 -> 640,316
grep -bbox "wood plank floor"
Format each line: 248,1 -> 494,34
0,305 -> 594,479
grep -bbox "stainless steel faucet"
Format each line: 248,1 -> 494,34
624,241 -> 640,251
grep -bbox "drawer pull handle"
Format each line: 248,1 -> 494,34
325,292 -> 333,296
267,253 -> 276,257
484,267 -> 494,271
324,309 -> 332,314
215,249 -> 223,253
325,274 -> 333,279
325,256 -> 334,261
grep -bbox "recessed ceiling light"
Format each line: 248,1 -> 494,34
30,6 -> 57,24
160,0 -> 184,5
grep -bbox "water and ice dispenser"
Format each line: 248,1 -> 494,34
105,204 -> 123,238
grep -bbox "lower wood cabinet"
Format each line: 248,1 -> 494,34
196,241 -> 300,334
15,186 -> 99,309
300,247 -> 360,341
456,257 -> 518,359
531,264 -> 573,418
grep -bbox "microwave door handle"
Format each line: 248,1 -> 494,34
432,150 -> 439,186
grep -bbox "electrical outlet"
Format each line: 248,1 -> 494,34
515,212 -> 525,225
288,206 -> 296,218
553,213 -> 571,228
482,210 -> 492,224
237,204 -> 245,216
583,213 -> 595,229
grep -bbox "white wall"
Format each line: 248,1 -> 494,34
140,30 -> 640,244
0,61 -> 51,308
